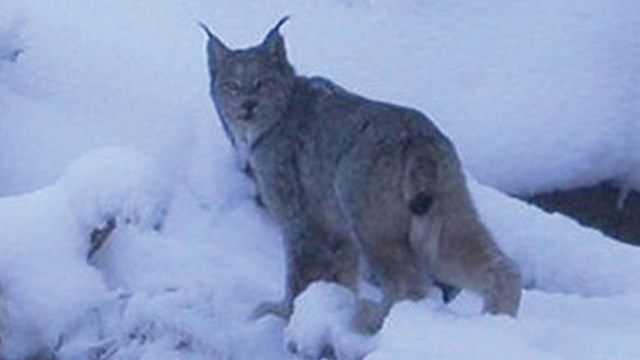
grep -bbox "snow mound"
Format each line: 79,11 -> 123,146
87,289 -> 230,360
370,300 -> 540,360
0,186 -> 109,359
470,180 -> 640,296
371,291 -> 640,360
59,147 -> 173,234
284,282 -> 376,360
0,147 -> 174,359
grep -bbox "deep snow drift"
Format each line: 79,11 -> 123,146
1,0 -> 640,359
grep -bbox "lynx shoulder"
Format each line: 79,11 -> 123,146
201,17 -> 522,339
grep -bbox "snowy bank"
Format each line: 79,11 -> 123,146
0,147 -> 173,359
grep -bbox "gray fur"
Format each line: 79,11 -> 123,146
202,18 -> 522,334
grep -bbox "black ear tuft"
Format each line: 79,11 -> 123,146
198,21 -> 231,77
261,16 -> 290,62
272,16 -> 291,33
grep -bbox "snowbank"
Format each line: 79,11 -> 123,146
0,147 -> 173,359
471,181 -> 640,296
59,147 -> 172,233
372,291 -> 640,360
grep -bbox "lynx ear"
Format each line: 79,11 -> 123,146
261,16 -> 290,63
199,22 -> 231,77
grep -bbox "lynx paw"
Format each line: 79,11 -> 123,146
284,282 -> 375,360
251,300 -> 293,320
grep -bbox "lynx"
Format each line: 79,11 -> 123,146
201,17 -> 522,334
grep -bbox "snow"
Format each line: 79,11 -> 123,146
0,147 -> 174,359
372,291 -> 640,360
0,2 -> 22,66
59,147 -> 173,233
472,181 -> 640,296
0,185 -> 106,359
1,0 -> 640,359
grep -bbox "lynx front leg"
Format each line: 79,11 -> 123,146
276,230 -> 363,360
252,227 -> 359,321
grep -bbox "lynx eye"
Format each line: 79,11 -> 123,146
255,78 -> 276,92
220,81 -> 241,95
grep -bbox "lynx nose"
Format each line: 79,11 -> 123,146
242,100 -> 258,112
239,100 -> 259,120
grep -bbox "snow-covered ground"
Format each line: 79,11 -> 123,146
1,0 -> 640,359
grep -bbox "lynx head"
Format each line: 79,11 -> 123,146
201,17 -> 295,156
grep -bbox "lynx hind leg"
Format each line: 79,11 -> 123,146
335,145 -> 432,332
436,216 -> 522,316
482,255 -> 522,316
403,141 -> 521,315
402,143 -> 464,304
